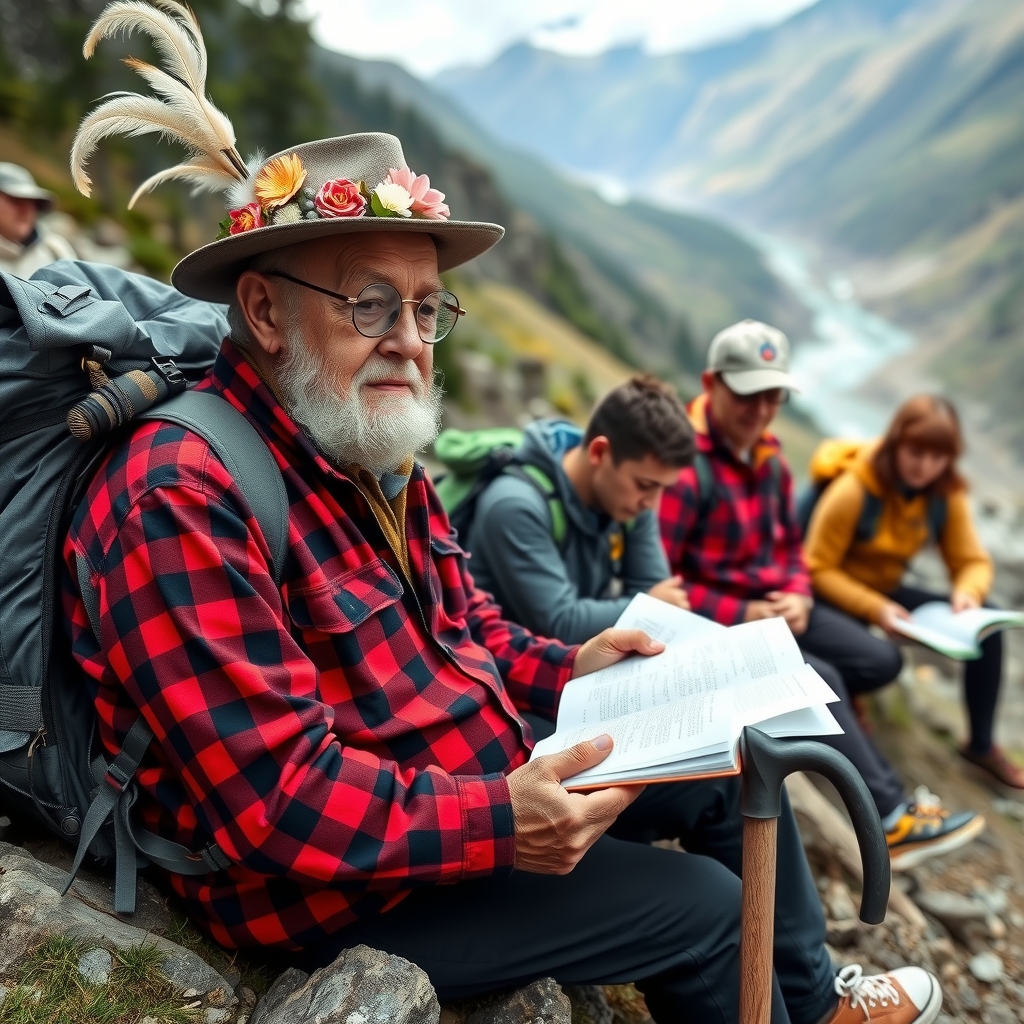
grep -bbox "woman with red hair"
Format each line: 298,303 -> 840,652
805,395 -> 1023,790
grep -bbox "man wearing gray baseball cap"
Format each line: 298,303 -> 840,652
0,163 -> 76,278
660,319 -> 984,869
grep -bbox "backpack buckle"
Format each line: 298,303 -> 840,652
150,356 -> 188,394
104,761 -> 132,794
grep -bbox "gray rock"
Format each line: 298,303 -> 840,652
958,978 -> 982,1012
822,879 -> 857,922
251,967 -> 308,1024
466,978 -> 570,1024
78,947 -> 113,986
0,984 -> 8,1006
6,840 -> 171,935
237,985 -> 258,1008
913,889 -> 988,925
969,952 -> 1004,984
825,919 -> 861,948
205,1009 -> 231,1023
971,886 -> 1009,917
563,984 -> 613,1024
0,845 -> 230,998
253,947 -> 438,1024
982,1004 -> 1017,1024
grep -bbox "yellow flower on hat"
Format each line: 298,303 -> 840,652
254,153 -> 307,211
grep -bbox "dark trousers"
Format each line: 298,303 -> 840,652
299,769 -> 835,1024
894,586 -> 1003,753
797,603 -> 907,818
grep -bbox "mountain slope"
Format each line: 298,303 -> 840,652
435,0 -> 1024,453
315,48 -> 807,369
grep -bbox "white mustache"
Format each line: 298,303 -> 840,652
354,357 -> 424,394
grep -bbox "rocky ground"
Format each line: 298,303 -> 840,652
3,672 -> 1023,1024
2,554 -> 1024,1023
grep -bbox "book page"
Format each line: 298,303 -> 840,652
757,704 -> 843,738
553,615 -> 805,734
892,602 -> 1024,659
614,592 -> 724,646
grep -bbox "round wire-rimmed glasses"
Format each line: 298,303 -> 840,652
265,270 -> 465,344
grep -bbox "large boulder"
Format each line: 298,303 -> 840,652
251,945 -> 439,1024
0,841 -> 231,1001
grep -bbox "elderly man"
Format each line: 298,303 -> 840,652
61,6 -> 939,1016
0,163 -> 76,276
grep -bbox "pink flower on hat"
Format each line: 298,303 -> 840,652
384,167 -> 451,220
228,202 -> 263,234
314,178 -> 366,218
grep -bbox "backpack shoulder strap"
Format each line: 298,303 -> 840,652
855,487 -> 884,543
139,390 -> 289,587
926,494 -> 948,545
693,451 -> 716,523
505,462 -> 568,550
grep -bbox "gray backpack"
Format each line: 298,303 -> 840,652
0,261 -> 287,912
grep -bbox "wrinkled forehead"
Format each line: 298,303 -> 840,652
290,232 -> 442,290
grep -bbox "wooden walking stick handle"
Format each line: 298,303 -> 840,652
738,728 -> 891,1024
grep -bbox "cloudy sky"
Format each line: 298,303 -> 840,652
305,0 -> 817,78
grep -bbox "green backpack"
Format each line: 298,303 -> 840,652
433,427 -> 568,549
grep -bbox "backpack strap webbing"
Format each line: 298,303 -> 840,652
507,463 -> 568,549
693,452 -> 716,523
68,389 -> 288,913
139,389 -> 289,586
692,451 -> 782,524
926,494 -> 947,544
855,491 -> 884,543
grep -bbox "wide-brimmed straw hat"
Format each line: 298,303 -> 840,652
70,2 -> 503,304
172,133 -> 504,303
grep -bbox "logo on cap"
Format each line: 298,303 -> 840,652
759,340 -> 777,362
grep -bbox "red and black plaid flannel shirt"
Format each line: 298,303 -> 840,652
658,393 -> 811,625
62,341 -> 576,951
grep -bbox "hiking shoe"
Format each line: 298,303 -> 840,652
825,964 -> 942,1023
885,787 -> 985,871
959,744 -> 1024,789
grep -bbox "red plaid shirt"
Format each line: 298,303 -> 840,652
658,394 -> 810,625
62,342 -> 576,951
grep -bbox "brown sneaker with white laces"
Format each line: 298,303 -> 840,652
823,964 -> 942,1023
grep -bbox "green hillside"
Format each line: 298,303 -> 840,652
0,0 -> 808,396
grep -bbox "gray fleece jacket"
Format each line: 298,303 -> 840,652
464,419 -> 670,645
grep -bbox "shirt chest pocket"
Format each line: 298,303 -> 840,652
284,558 -> 405,636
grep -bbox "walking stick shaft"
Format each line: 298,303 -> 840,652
740,816 -> 777,1024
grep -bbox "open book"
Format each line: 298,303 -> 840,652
615,593 -> 843,740
891,601 -> 1024,660
532,601 -> 842,790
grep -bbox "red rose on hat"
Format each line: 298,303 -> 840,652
760,340 -> 777,362
314,178 -> 367,218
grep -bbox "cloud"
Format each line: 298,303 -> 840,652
305,0 -> 817,77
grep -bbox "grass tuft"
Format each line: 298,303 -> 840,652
1,935 -> 203,1024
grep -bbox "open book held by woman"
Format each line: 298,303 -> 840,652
804,395 -> 1024,790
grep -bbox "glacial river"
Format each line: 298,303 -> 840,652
752,233 -> 915,439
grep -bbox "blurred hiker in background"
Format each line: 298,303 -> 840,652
0,163 -> 76,276
660,320 -> 984,868
804,394 -> 1024,790
459,374 -> 695,646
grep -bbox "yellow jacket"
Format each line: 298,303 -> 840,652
804,439 -> 992,623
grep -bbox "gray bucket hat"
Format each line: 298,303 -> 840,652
172,133 -> 504,304
0,163 -> 55,209
706,319 -> 801,395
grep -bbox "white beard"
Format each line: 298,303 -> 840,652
276,327 -> 443,476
